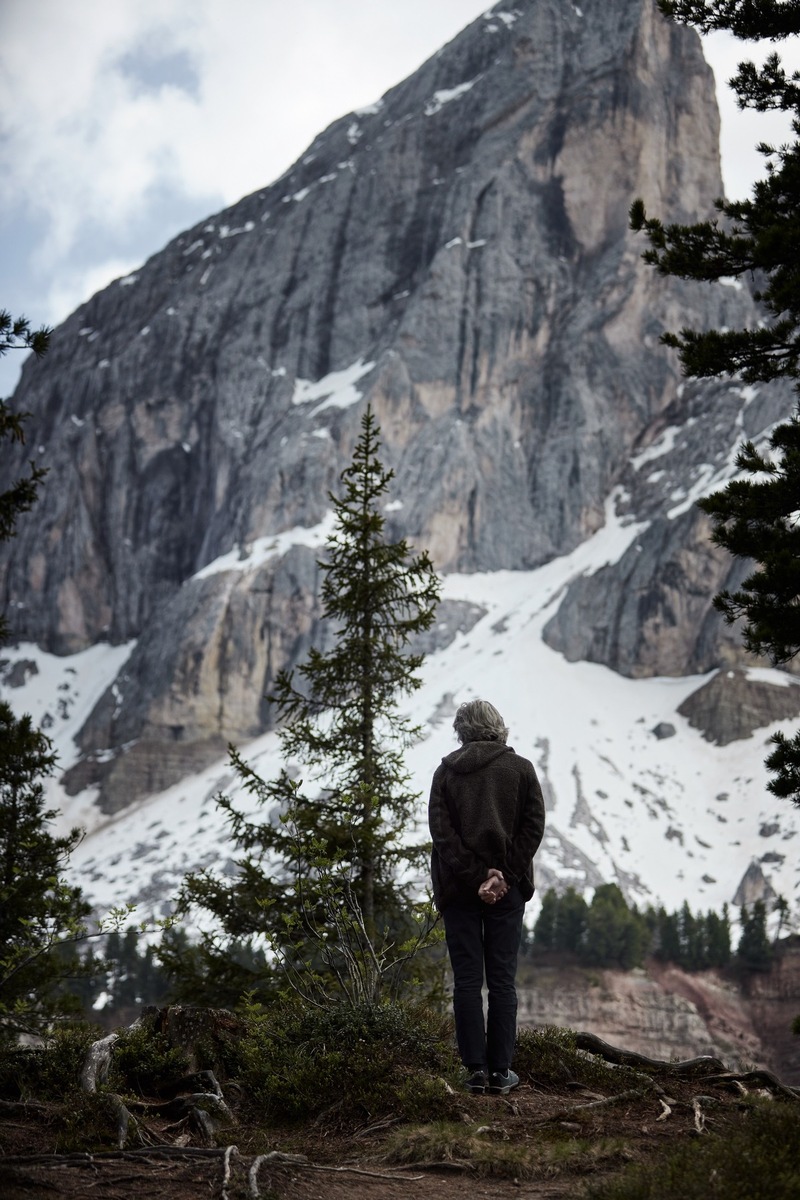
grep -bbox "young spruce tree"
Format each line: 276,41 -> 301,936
630,1 -> 800,806
176,405 -> 441,1006
0,709 -> 91,1041
0,311 -> 95,1041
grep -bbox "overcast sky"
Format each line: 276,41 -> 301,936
2,1 -> 798,398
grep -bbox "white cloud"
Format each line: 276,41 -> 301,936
0,3 -> 491,298
703,30 -> 800,201
1,0 -> 798,371
2,2 -> 208,263
44,258 -> 142,325
0,0 -> 492,350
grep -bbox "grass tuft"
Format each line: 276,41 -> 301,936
384,1120 -> 629,1180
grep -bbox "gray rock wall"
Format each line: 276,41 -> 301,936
1,0 -> 785,809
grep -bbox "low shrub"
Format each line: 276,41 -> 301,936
234,998 -> 461,1124
111,1023 -> 191,1096
584,1101 -> 800,1200
53,1091 -> 130,1153
515,1025 -> 639,1092
0,1022 -> 101,1101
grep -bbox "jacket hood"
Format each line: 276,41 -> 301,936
442,741 -> 513,774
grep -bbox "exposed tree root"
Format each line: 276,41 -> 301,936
574,1031 -> 726,1076
0,1097 -> 49,1116
1,1146 -> 239,1166
221,1143 -> 237,1200
574,1031 -> 800,1100
1,1145 -> 424,1200
247,1150 -> 428,1198
701,1069 -> 800,1102
80,1030 -> 120,1093
533,1085 -> 655,1126
692,1097 -> 707,1134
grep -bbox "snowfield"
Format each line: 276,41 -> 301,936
2,489 -> 797,929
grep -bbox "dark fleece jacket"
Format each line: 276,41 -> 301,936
428,741 -> 546,911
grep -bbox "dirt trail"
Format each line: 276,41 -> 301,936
0,1068 -> 767,1200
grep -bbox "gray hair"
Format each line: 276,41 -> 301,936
453,699 -> 509,745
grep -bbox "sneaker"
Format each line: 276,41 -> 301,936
465,1068 -> 487,1094
488,1069 -> 519,1096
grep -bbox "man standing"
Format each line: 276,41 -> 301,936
429,699 -> 546,1095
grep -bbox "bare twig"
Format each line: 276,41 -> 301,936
354,1115 -> 403,1137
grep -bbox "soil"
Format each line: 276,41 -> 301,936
0,1066 -> 778,1200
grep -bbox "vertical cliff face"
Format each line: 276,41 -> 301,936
0,0 -> 791,812
518,946 -> 800,1084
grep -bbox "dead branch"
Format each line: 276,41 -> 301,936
79,1024 -> 142,1152
202,1070 -> 223,1098
657,1098 -> 672,1121
533,1085 -> 654,1125
692,1098 -> 706,1134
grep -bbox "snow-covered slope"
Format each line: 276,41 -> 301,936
4,490 -> 796,925
2,0 -> 796,932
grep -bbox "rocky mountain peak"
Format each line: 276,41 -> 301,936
1,0 -> 794,848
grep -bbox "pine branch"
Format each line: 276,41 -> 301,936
0,311 -> 51,358
657,1 -> 800,40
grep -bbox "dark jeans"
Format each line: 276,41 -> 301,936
442,885 -> 525,1073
